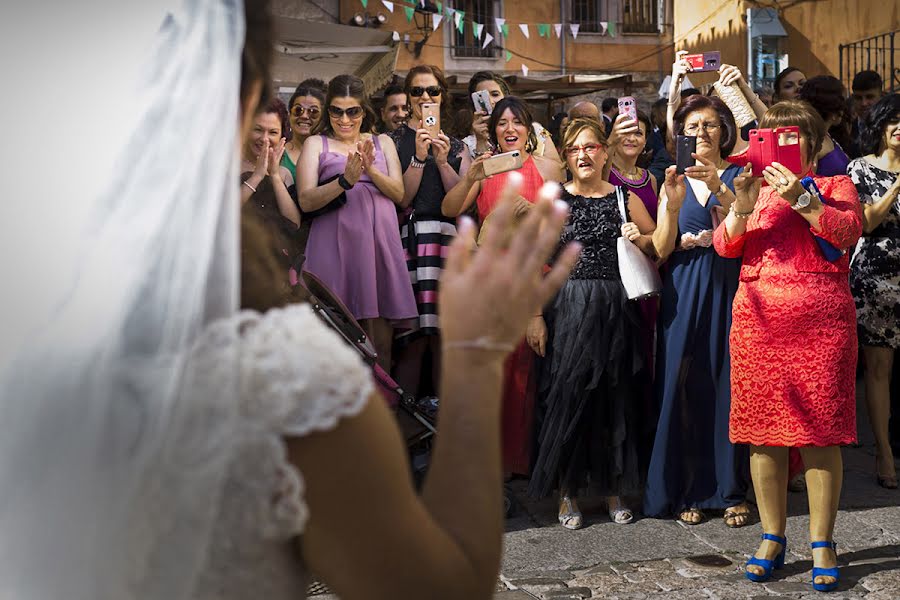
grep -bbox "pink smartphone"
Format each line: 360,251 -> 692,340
747,126 -> 802,178
618,96 -> 637,122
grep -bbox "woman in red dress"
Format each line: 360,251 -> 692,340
443,97 -> 563,481
713,101 -> 863,592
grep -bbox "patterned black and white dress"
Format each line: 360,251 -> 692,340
848,158 -> 900,348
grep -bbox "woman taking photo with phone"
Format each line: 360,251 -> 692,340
849,93 -> 900,490
713,101 -> 862,592
643,95 -> 753,529
297,75 -> 416,371
526,118 -> 656,527
464,71 -> 560,165
388,65 -> 471,400
442,96 -> 562,485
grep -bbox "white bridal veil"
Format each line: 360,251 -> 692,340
0,1 -> 245,598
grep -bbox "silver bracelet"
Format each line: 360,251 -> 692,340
409,156 -> 426,169
242,180 -> 257,193
444,336 -> 515,353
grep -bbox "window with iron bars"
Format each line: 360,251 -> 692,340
571,0 -> 658,35
451,0 -> 500,58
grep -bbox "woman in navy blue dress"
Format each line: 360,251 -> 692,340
643,95 -> 752,526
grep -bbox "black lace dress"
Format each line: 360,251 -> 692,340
528,187 -> 647,499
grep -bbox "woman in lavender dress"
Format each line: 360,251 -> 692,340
298,75 -> 417,370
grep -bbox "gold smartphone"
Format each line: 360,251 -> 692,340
421,103 -> 441,139
482,149 -> 524,177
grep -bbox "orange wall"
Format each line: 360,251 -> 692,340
673,0 -> 745,88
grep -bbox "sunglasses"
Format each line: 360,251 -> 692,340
564,143 -> 605,157
327,105 -> 364,119
409,86 -> 442,97
291,105 -> 321,118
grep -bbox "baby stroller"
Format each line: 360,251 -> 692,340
300,271 -> 436,453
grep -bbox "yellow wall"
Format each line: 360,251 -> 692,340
673,0 -> 746,88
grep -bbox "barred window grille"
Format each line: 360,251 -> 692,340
451,0 -> 499,58
622,0 -> 658,34
570,0 -> 659,35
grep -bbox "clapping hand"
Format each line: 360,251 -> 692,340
358,138 -> 376,172
268,137 -> 286,178
253,137 -> 270,179
344,151 -> 363,186
440,180 -> 580,358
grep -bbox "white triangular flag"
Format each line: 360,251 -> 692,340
432,13 -> 442,31
453,11 -> 462,30
522,64 -> 529,77
382,0 -> 394,13
600,21 -> 608,35
519,23 -> 529,39
474,22 -> 484,39
482,32 -> 494,49
495,17 -> 506,35
569,23 -> 580,39
392,30 -> 400,41
554,23 -> 562,38
447,7 -> 456,17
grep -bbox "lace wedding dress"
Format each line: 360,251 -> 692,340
191,304 -> 372,599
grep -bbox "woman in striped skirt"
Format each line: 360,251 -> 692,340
388,64 -> 472,399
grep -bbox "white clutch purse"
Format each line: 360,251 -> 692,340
714,81 -> 756,127
615,186 -> 662,300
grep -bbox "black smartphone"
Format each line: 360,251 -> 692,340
675,135 -> 697,174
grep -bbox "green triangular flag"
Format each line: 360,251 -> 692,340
505,50 -> 512,62
361,0 -> 368,7
436,1 -> 442,14
538,23 -> 550,38
404,5 -> 414,22
456,10 -> 465,34
608,21 -> 617,37
501,23 -> 509,38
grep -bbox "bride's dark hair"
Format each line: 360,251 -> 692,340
241,0 -> 275,112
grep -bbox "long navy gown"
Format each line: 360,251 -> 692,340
643,164 -> 750,517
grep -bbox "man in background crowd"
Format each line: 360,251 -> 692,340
601,97 -> 618,135
848,70 -> 884,157
380,84 -> 409,133
569,100 -> 601,122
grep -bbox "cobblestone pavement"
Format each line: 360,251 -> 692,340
497,394 -> 900,599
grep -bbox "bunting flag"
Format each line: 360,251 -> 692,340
598,22 -> 607,35
554,23 -> 562,38
404,5 -> 414,21
392,30 -> 400,41
473,21 -> 484,39
446,6 -> 455,18
505,49 -> 513,62
436,1 -> 442,14
608,21 -> 617,37
569,23 -> 580,39
521,64 -> 529,76
538,23 -> 550,38
519,23 -> 529,39
482,31 -> 494,49
495,17 -> 507,37
431,13 -> 442,31
361,0 -> 367,7
382,1 -> 394,13
455,10 -> 465,33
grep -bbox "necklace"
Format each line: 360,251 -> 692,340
616,165 -> 643,180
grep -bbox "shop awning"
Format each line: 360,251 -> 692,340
749,8 -> 787,38
271,18 -> 398,93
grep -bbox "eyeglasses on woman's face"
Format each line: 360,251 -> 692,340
564,143 -> 604,157
291,105 -> 321,119
683,122 -> 721,135
327,105 -> 364,119
409,86 -> 442,97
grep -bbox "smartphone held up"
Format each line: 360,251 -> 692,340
482,149 -> 524,177
421,102 -> 441,139
747,126 -> 802,178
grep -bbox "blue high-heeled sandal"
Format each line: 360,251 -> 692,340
745,533 -> 787,583
810,541 -> 839,592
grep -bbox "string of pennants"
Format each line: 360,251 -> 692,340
362,0 -> 619,58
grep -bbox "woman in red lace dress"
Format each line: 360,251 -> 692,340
713,101 -> 863,591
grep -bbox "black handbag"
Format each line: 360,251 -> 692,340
298,173 -> 348,218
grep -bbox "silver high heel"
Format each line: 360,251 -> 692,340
558,495 -> 583,530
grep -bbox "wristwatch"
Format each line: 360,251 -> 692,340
337,174 -> 354,190
793,191 -> 812,210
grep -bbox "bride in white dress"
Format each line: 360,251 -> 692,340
0,1 -> 580,599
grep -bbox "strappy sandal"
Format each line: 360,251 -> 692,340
724,503 -> 752,528
558,495 -> 583,530
811,540 -> 840,592
678,507 -> 704,525
607,497 -> 634,524
876,456 -> 898,489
